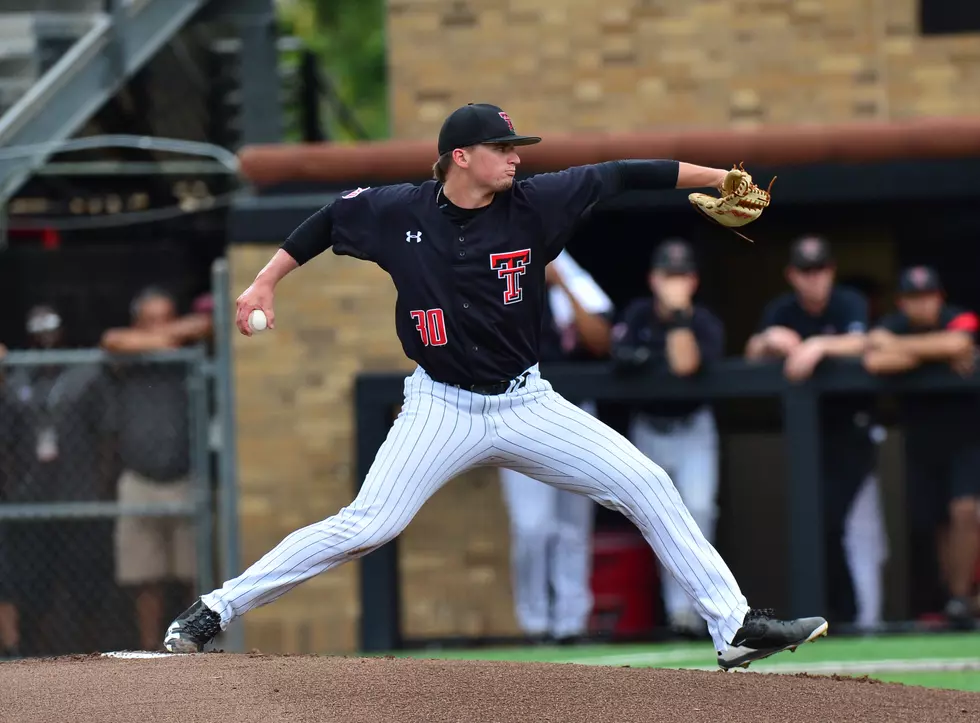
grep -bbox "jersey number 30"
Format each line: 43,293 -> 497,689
411,308 -> 448,346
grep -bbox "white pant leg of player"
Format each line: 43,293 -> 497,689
201,368 -> 493,626
631,408 -> 720,634
550,398 -> 596,639
499,467 -> 559,637
493,371 -> 749,652
843,472 -> 889,631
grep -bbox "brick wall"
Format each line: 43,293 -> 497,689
387,0 -> 980,138
229,245 -> 519,653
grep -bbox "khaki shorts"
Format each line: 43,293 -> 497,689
115,470 -> 197,586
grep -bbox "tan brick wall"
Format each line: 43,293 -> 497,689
229,245 -> 519,653
387,0 -> 980,138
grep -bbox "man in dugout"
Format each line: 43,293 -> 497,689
611,239 -> 724,638
744,235 -> 881,628
863,265 -> 980,628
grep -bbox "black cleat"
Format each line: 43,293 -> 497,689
717,608 -> 828,671
163,599 -> 222,653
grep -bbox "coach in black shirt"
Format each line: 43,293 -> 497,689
745,236 -> 876,625
864,265 -> 980,628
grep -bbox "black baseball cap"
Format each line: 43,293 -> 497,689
898,265 -> 942,294
789,235 -> 834,270
651,239 -> 697,273
437,103 -> 542,157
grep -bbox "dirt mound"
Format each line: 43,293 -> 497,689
1,652 -> 978,723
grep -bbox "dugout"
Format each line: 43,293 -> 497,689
223,118 -> 980,653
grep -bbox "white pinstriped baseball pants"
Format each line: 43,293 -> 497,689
203,365 -> 750,651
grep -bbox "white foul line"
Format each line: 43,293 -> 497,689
555,651 -> 980,677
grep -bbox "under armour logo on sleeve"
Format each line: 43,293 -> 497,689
406,231 -> 422,243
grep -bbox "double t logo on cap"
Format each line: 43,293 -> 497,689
437,103 -> 542,157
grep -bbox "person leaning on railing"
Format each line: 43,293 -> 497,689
744,236 -> 884,630
99,287 -> 213,652
863,265 -> 980,630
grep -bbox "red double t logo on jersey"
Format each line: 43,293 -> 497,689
490,249 -> 531,305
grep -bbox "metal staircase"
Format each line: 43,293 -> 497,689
0,5 -> 101,118
0,0 -> 215,201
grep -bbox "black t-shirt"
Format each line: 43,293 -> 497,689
757,285 -> 873,429
613,298 -> 725,419
757,286 -> 869,339
876,305 -> 980,436
282,166 -> 625,386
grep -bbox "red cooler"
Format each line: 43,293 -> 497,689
589,529 -> 659,636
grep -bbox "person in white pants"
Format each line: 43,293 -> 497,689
842,428 -> 889,633
612,239 -> 725,637
499,250 -> 614,642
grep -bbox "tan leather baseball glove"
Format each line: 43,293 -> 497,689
688,163 -> 775,242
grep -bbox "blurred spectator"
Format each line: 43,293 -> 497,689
0,341 -> 20,659
499,250 -> 613,644
836,274 -> 891,631
100,287 -> 212,651
611,239 -> 723,638
0,306 -> 115,655
863,265 -> 980,628
744,236 -> 883,627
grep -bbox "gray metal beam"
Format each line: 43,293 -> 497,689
0,0 -> 213,202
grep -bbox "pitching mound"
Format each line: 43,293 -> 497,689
2,652 -> 979,722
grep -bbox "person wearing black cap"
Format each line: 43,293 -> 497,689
170,102 -> 832,672
612,238 -> 724,638
864,266 -> 980,628
745,235 -> 878,627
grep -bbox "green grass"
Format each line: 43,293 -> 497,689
874,672 -> 980,692
387,632 -> 980,692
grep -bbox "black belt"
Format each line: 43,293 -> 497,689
435,370 -> 530,396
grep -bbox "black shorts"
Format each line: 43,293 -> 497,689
906,431 -> 980,529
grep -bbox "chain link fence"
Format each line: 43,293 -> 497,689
0,346 -> 215,658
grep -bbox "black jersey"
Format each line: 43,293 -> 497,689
281,163 -> 670,386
